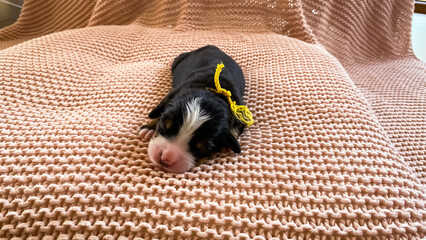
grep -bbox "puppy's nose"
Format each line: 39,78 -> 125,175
160,148 -> 179,167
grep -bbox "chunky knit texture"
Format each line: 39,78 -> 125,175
0,0 -> 425,239
302,0 -> 426,185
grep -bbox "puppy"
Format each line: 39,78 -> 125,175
140,45 -> 248,173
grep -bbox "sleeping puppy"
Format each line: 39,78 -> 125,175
139,45 -> 247,173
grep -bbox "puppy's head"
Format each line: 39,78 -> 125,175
148,94 -> 241,173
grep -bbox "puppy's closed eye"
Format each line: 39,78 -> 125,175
195,139 -> 210,152
163,118 -> 173,130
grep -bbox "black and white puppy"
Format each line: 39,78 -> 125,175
140,45 -> 247,173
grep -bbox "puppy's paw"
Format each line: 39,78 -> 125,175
139,118 -> 159,141
139,127 -> 155,141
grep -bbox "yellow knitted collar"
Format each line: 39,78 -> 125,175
207,62 -> 254,127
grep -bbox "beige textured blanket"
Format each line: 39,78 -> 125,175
0,0 -> 425,239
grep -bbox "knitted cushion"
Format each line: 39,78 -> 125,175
0,0 -> 424,239
302,0 -> 426,185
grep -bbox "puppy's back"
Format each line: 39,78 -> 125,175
171,46 -> 245,93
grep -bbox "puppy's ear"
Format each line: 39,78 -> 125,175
148,89 -> 178,119
148,99 -> 168,119
224,130 -> 241,153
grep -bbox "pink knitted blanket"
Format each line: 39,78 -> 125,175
0,0 -> 425,239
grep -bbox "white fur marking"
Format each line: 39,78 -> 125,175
174,98 -> 210,147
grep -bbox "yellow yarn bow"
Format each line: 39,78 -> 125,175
207,62 -> 254,127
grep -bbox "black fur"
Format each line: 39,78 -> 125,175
143,45 -> 247,160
